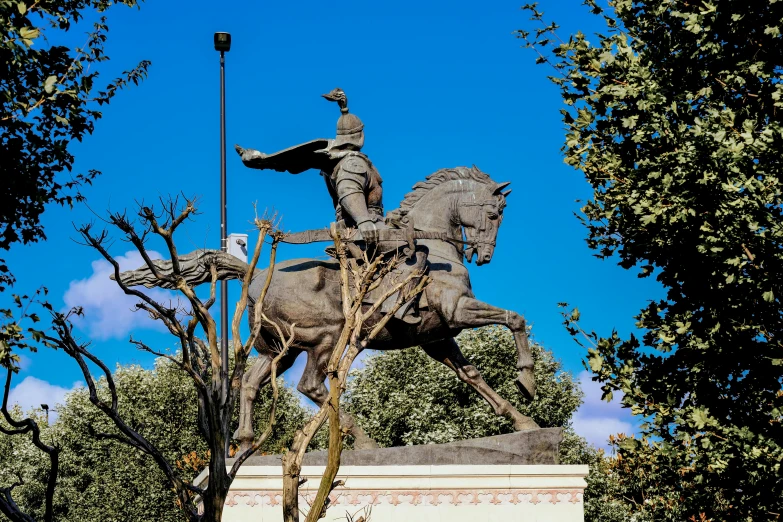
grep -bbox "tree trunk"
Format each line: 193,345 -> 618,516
304,374 -> 344,522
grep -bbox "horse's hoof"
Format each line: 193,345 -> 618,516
234,428 -> 255,454
516,368 -> 536,401
513,416 -> 540,431
353,436 -> 380,450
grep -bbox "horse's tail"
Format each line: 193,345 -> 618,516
112,249 -> 255,290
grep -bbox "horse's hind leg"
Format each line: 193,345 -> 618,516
296,350 -> 379,449
236,346 -> 300,452
421,338 -> 539,431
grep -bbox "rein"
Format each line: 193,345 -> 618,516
413,227 -> 496,248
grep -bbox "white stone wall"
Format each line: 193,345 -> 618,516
220,464 -> 589,522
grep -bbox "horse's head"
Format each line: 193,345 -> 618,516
457,179 -> 511,266
392,166 -> 512,264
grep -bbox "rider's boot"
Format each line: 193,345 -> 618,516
394,296 -> 421,325
380,290 -> 421,325
385,249 -> 427,325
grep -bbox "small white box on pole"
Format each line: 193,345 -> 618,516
228,233 -> 248,263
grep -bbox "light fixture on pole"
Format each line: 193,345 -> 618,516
214,31 -> 231,455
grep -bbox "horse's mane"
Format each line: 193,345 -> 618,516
392,165 -> 494,218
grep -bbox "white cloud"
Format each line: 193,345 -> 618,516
63,250 -> 182,340
572,370 -> 636,450
16,354 -> 32,371
6,376 -> 82,420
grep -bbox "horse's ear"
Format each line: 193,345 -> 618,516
502,189 -> 512,197
494,181 -> 511,193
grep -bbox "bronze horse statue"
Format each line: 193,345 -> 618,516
121,166 -> 539,450
237,165 -> 538,449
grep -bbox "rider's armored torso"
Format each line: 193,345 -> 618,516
322,152 -> 383,226
235,87 -> 424,324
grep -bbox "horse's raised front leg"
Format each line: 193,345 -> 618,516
441,296 -> 536,401
236,348 -> 300,453
421,338 -> 538,431
296,351 -> 379,450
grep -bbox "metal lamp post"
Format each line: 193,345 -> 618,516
214,31 -> 231,455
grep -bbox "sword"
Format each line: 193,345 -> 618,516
280,225 -> 461,248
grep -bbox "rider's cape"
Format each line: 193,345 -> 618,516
239,139 -> 334,174
240,139 -> 429,310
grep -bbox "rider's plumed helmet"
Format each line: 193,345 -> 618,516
322,88 -> 365,150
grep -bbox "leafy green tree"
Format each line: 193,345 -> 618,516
520,1 -> 783,519
0,356 -> 318,522
1,289 -> 60,522
2,1 -> 150,510
559,435 -> 630,522
1,0 -> 150,288
344,326 -> 625,520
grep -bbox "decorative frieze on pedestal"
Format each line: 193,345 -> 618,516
220,464 -> 589,522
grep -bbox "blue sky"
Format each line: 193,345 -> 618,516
5,0 -> 660,447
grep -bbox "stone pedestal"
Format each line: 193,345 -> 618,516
222,463 -> 588,522
203,429 -> 588,521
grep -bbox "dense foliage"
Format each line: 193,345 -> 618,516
344,326 -> 625,520
3,326 -> 633,521
0,357 -> 318,522
1,0 -> 150,289
345,326 -> 581,444
520,1 -> 783,519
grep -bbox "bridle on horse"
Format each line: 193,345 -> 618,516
457,198 -> 503,252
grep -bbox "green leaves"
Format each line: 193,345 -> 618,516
0,0 -> 150,286
618,436 -> 639,451
18,26 -> 39,46
575,107 -> 594,128
521,0 -> 783,519
43,75 -> 58,94
345,326 -> 582,445
690,408 -> 710,430
588,350 -> 604,372
0,288 -> 50,370
0,355 -> 314,521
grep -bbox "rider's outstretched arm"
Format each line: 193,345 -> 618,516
234,145 -> 268,169
234,139 -> 333,174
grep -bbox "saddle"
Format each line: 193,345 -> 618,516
320,217 -> 429,314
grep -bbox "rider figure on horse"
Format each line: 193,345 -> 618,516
319,89 -> 386,242
235,88 -> 426,324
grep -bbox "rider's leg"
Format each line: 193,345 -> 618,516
296,350 -> 379,449
421,338 -> 539,431
380,248 -> 428,324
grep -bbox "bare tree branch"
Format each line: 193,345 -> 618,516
46,316 -> 203,518
280,226 -> 429,522
1,367 -> 60,522
44,199 -> 294,521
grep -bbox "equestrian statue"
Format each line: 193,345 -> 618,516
119,89 -> 539,451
